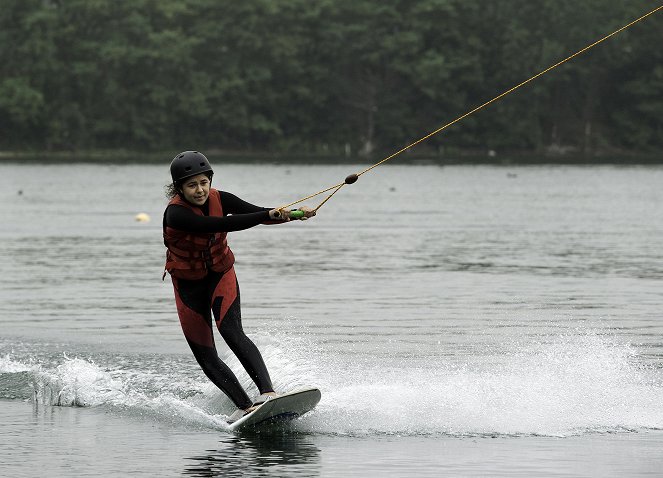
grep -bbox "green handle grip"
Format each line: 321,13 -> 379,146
290,210 -> 305,219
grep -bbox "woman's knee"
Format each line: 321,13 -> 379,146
220,317 -> 244,345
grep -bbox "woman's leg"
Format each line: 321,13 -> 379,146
172,274 -> 252,410
211,267 -> 274,394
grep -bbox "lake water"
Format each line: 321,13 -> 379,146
1,161 -> 662,477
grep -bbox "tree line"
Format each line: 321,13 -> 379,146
1,0 -> 661,158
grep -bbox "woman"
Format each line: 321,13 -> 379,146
163,151 -> 314,423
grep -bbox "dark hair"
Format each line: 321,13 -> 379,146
165,182 -> 179,199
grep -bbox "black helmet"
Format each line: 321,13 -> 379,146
170,151 -> 213,184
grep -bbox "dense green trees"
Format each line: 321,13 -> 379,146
0,0 -> 661,157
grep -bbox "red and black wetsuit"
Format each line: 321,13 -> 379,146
163,190 -> 274,410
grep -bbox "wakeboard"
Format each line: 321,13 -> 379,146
228,387 -> 321,431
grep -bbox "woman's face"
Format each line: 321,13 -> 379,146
180,174 -> 211,206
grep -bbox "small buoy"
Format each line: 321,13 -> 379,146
135,212 -> 151,223
345,173 -> 359,184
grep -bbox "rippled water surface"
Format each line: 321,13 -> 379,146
1,162 -> 662,477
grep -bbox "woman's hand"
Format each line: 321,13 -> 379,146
297,206 -> 316,220
268,208 -> 291,221
268,206 -> 316,221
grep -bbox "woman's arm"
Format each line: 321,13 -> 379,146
221,190 -> 294,224
165,204 -> 270,233
220,191 -> 271,215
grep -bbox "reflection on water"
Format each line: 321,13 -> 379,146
183,433 -> 321,477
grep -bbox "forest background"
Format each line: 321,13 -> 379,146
1,0 -> 661,161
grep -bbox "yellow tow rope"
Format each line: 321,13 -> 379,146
281,5 -> 663,213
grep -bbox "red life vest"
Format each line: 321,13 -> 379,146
163,188 -> 235,280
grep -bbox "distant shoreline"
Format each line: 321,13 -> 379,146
1,149 -> 661,165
